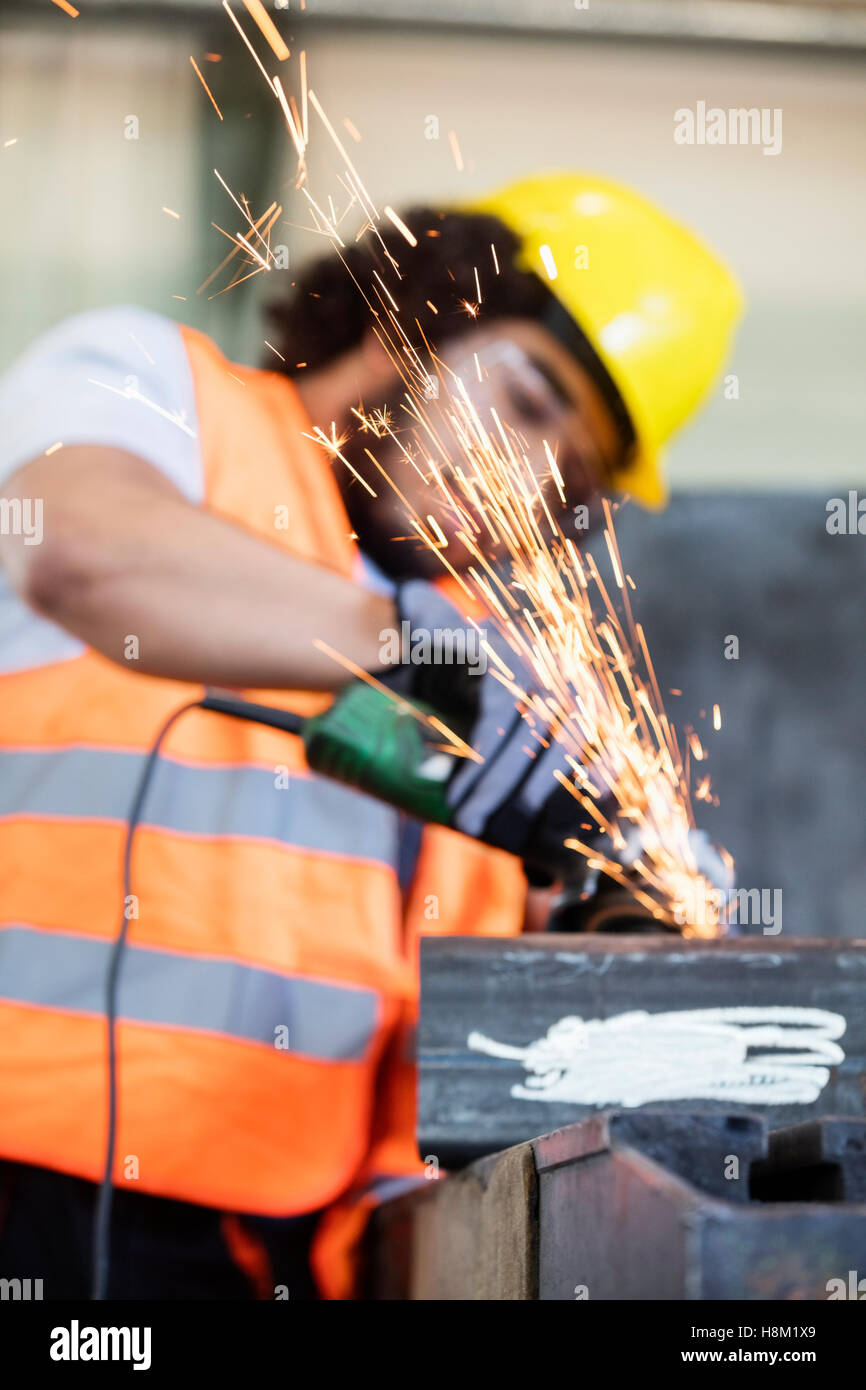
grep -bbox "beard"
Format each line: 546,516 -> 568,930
333,386 -> 600,581
338,469 -> 444,580
334,391 -> 471,581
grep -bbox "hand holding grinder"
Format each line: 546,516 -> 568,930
203,579 -> 730,932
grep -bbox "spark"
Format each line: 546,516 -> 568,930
222,1 -> 274,90
384,206 -> 417,248
273,76 -> 306,164
343,117 -> 362,143
88,378 -> 197,437
241,0 -> 290,61
299,50 -> 309,141
212,169 -> 275,260
190,56 -> 224,120
350,404 -> 394,437
129,332 -> 155,365
312,640 -> 480,762
603,526 -> 624,589
51,0 -> 79,15
491,242 -> 500,275
264,339 -> 285,361
208,267 -> 262,299
3,139 -> 18,149
197,200 -> 279,294
44,442 -> 63,456
236,232 -> 270,269
426,514 -> 448,548
162,206 -> 180,220
448,129 -> 464,172
713,703 -> 722,731
303,423 -> 376,496
539,243 -> 558,280
308,90 -> 376,224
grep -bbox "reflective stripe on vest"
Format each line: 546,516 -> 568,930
0,747 -> 398,867
0,925 -> 378,1060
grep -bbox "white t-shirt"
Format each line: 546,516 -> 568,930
0,306 -> 392,675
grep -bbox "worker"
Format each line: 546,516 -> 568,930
0,174 -> 741,1299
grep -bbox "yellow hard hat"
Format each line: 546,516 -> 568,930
469,172 -> 744,508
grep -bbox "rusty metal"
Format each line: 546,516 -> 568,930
363,1113 -> 866,1300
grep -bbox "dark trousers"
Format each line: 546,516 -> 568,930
0,1160 -> 321,1300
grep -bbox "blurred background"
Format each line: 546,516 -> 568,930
1,0 -> 864,933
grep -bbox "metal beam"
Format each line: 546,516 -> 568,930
4,0 -> 866,51
419,935 -> 866,1165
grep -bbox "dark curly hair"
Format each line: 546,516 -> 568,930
265,206 -> 635,460
266,208 -> 556,374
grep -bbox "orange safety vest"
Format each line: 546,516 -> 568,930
0,326 -> 525,1244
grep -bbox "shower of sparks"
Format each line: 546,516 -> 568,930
198,27 -> 732,935
190,56 -> 224,120
309,356 -> 730,932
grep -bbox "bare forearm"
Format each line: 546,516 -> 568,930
1,448 -> 395,690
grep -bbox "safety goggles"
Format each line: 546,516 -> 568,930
444,339 -> 614,504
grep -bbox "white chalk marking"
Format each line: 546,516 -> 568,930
468,1007 -> 846,1107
